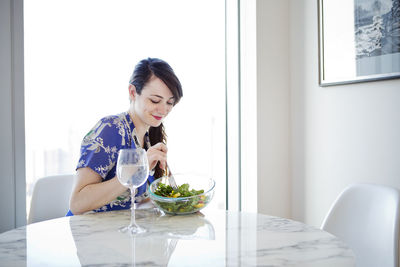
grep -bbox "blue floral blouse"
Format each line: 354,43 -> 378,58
67,112 -> 154,215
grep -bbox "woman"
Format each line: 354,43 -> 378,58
68,58 -> 183,215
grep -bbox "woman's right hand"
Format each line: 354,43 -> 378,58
146,142 -> 168,170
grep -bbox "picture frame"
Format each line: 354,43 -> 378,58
318,0 -> 400,86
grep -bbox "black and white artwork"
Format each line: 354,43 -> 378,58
318,0 -> 400,86
354,0 -> 400,76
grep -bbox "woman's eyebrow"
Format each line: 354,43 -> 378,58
150,94 -> 175,100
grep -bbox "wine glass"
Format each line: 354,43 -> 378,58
117,148 -> 149,235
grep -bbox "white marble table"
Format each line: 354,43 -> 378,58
0,208 -> 355,266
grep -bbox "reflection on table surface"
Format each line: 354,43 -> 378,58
0,207 -> 355,266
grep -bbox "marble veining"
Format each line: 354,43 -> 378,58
0,207 -> 355,267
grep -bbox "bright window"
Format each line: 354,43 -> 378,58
24,0 -> 226,216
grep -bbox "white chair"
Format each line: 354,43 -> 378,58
321,183 -> 400,267
28,174 -> 75,224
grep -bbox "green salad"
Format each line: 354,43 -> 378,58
153,183 -> 207,214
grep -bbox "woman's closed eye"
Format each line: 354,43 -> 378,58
150,99 -> 174,105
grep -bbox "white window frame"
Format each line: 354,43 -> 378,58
226,0 -> 257,212
0,0 -> 26,232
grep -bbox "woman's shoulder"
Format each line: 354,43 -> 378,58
83,113 -> 128,140
98,113 -> 126,124
94,113 -> 131,131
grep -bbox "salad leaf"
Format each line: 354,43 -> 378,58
154,183 -> 204,198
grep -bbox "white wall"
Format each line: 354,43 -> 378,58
290,0 -> 400,227
256,0 -> 291,218
256,0 -> 400,227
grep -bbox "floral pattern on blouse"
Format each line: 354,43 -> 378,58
75,112 -> 154,214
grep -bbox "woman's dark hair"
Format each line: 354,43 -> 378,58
129,58 -> 183,178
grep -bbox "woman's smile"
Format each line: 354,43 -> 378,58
152,115 -> 162,121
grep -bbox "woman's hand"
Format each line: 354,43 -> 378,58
146,142 -> 168,170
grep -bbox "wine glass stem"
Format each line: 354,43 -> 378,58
130,187 -> 136,228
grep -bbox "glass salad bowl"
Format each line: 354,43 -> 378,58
148,174 -> 215,215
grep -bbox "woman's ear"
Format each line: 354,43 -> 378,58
128,84 -> 136,102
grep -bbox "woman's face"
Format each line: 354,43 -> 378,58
130,76 -> 175,128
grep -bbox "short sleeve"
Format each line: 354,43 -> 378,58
76,116 -> 126,179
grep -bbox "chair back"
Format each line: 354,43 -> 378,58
28,174 -> 75,224
321,183 -> 400,267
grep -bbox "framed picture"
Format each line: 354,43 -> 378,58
318,0 -> 400,86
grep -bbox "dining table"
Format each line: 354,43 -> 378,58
0,205 -> 355,266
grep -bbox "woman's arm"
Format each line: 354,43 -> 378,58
69,167 -> 127,215
70,142 -> 168,214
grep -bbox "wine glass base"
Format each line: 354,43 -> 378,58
154,208 -> 165,217
119,225 -> 147,235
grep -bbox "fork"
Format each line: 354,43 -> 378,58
166,164 -> 178,190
